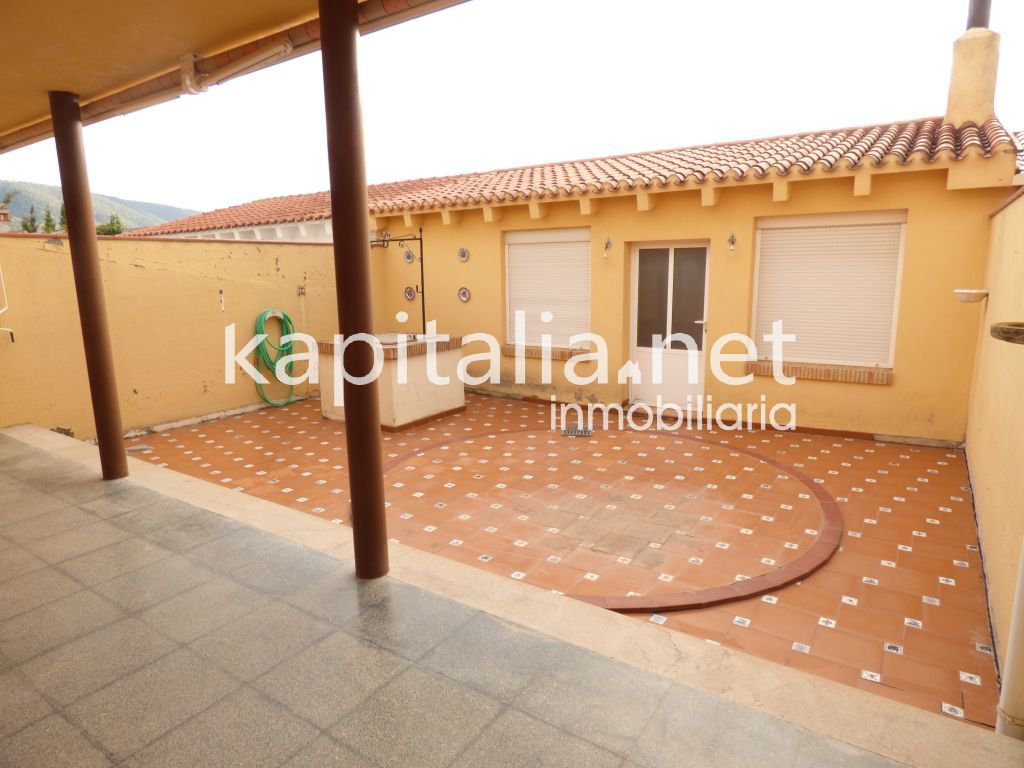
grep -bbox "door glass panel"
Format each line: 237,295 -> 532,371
670,247 -> 707,350
635,248 -> 670,348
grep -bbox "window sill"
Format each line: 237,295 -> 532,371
746,360 -> 893,385
501,344 -> 588,361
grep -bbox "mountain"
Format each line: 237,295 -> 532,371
0,180 -> 196,231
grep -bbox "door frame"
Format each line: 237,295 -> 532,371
628,241 -> 711,405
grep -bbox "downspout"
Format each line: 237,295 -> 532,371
180,40 -> 294,95
997,542 -> 1024,738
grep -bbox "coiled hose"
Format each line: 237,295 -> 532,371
253,309 -> 297,407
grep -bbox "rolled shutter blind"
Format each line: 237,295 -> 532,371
507,239 -> 591,347
754,223 -> 902,366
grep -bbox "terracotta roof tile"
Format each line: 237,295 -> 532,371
128,117 -> 1016,237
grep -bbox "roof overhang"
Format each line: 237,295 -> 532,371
0,0 -> 469,155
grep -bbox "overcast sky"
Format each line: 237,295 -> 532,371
1,0 -> 1020,212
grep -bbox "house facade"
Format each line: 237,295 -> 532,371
130,191 -> 335,242
365,129 -> 1017,443
132,28 -> 1021,444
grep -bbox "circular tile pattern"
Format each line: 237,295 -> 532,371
381,424 -> 842,613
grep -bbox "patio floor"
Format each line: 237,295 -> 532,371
0,433 -> 921,767
130,394 -> 998,727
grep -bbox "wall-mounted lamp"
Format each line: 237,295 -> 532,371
604,238 -> 613,258
728,233 -> 737,253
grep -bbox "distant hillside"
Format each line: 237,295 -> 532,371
0,180 -> 196,231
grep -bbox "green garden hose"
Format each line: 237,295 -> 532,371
253,309 -> 297,407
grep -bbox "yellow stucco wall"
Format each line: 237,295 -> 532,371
0,166 -> 1010,450
966,191 -> 1024,658
0,236 -> 341,439
372,170 -> 1008,441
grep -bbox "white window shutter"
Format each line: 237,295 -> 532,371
506,233 -> 591,347
753,223 -> 903,367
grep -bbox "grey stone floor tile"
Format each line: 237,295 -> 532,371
452,708 -> 622,768
186,527 -> 293,574
230,543 -> 340,596
109,498 -> 205,536
139,577 -> 268,643
538,740 -> 626,768
143,510 -> 241,552
0,713 -> 111,767
25,520 -> 131,563
190,601 -> 332,681
631,686 -> 803,768
793,731 -> 903,767
1,506 -> 98,544
5,459 -> 93,490
49,477 -> 126,506
701,699 -> 804,767
0,567 -> 81,622
56,537 -> 173,587
254,630 -> 407,728
20,618 -> 177,706
0,669 -> 52,737
0,485 -> 71,524
514,643 -> 670,755
93,554 -> 215,611
422,613 -> 557,702
283,566 -> 366,626
66,648 -> 238,761
0,589 -> 124,663
0,546 -> 47,583
124,687 -> 317,768
331,666 -> 502,768
79,486 -> 164,519
341,581 -> 477,661
627,684 -> 728,767
282,735 -> 376,767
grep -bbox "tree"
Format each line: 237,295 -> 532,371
21,205 -> 38,233
95,213 -> 124,235
42,207 -> 56,234
58,204 -> 66,231
1,191 -> 16,207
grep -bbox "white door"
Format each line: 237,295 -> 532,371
630,245 -> 708,408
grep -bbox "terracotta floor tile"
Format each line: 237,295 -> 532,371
785,650 -> 862,687
749,603 -> 820,643
962,684 -> 999,728
663,607 -> 736,643
132,393 -> 997,727
721,626 -> 793,665
809,626 -> 885,672
881,653 -> 963,701
834,605 -> 908,646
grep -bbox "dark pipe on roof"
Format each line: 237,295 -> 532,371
967,0 -> 991,29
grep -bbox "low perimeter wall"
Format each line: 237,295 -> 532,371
0,235 -> 340,438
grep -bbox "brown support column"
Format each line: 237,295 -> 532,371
48,92 -> 128,480
319,0 -> 389,578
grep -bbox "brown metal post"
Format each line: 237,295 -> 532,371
48,92 -> 128,480
319,0 -> 389,578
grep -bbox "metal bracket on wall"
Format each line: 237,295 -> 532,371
371,227 -> 427,334
0,263 -> 15,342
